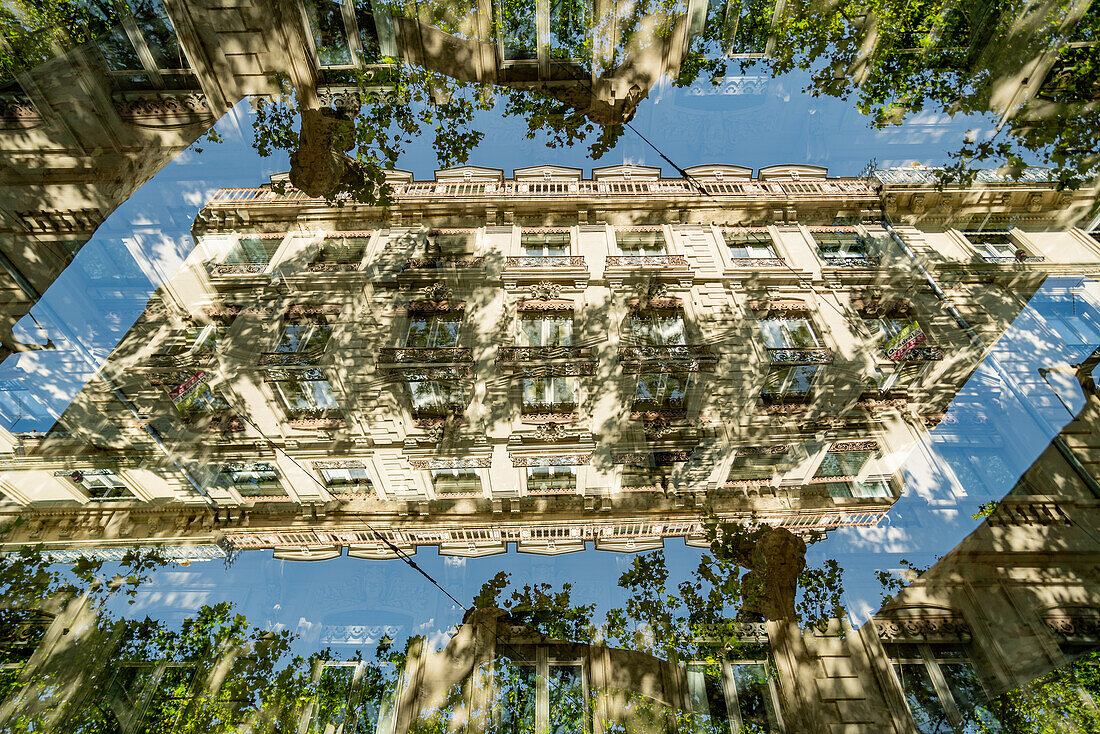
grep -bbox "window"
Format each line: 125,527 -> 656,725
622,465 -> 670,489
0,388 -> 54,432
634,373 -> 688,407
527,466 -> 577,492
825,480 -> 892,498
275,379 -> 338,411
224,236 -> 278,265
312,236 -> 370,267
499,1 -> 537,60
522,232 -> 570,256
616,231 -> 667,255
176,382 -> 230,415
86,663 -> 198,733
724,230 -> 778,260
632,312 -> 687,345
727,451 -> 787,483
964,231 -> 1017,260
274,321 -> 333,354
165,324 -> 225,356
763,365 -> 819,397
72,470 -> 132,501
88,0 -> 189,76
868,363 -> 923,393
549,0 -> 588,58
812,230 -> 871,260
760,317 -> 819,348
494,654 -> 587,734
303,0 -> 353,66
523,377 -> 577,410
431,468 -> 481,494
520,314 -> 573,346
405,313 -> 462,348
813,449 -> 877,481
226,463 -> 281,496
301,659 -> 401,734
320,467 -> 372,487
887,643 -> 1002,733
686,658 -> 782,733
408,380 -> 465,415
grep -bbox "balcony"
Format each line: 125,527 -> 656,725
503,255 -> 588,288
259,348 -> 326,366
148,350 -> 216,369
630,399 -> 686,421
604,254 -> 692,287
287,410 -> 346,429
379,347 -> 472,364
521,402 -> 579,424
982,254 -> 1046,264
619,344 -> 717,373
404,256 -> 485,269
767,347 -> 833,364
307,261 -> 360,272
882,346 -> 945,362
208,262 -> 266,276
821,255 -> 881,268
498,346 -> 596,376
729,257 -> 786,267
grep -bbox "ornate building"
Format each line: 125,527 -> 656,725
0,162 -> 1097,562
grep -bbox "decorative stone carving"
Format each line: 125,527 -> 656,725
408,457 -> 491,470
407,299 -> 464,313
529,281 -> 563,300
874,616 -> 971,641
114,92 -> 212,124
829,440 -> 879,453
510,454 -> 591,467
313,459 -> 367,469
533,423 -> 569,440
643,418 -> 675,439
1044,613 -> 1100,640
736,445 -> 790,456
423,282 -> 452,301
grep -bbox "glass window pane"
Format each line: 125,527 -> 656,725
549,0 -> 588,58
406,317 -> 432,347
732,663 -> 780,733
499,0 -> 537,60
548,663 -> 586,734
305,0 -> 353,66
893,663 -> 953,734
309,665 -> 355,734
686,662 -> 729,732
130,0 -> 186,70
353,0 -> 381,62
494,659 -> 537,733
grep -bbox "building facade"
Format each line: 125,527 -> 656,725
0,163 -> 1097,561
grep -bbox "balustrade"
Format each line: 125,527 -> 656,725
768,347 -> 833,364
605,254 -> 689,268
379,347 -> 472,363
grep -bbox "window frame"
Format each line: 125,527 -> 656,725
429,468 -> 483,495
886,642 -> 997,732
492,651 -> 589,734
724,229 -> 779,260
615,230 -> 668,256
404,312 -> 463,348
519,313 -> 574,347
521,231 -> 572,256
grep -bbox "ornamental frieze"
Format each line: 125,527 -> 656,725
408,457 -> 491,470
736,445 -> 790,456
520,412 -> 579,425
748,298 -> 809,312
312,459 -> 368,470
605,255 -> 689,268
289,416 -> 346,429
730,258 -> 785,267
505,256 -> 586,268
631,408 -> 688,421
307,262 -> 360,272
285,304 -> 342,318
822,256 -> 882,268
829,440 -> 879,453
1044,613 -> 1100,640
510,454 -> 592,467
202,305 -> 244,320
407,299 -> 465,312
874,616 -> 971,641
516,298 -> 574,311
655,449 -> 695,464
210,263 -> 265,275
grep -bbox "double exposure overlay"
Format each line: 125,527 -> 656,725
1,1 -> 1100,732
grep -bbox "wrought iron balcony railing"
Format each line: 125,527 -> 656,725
498,346 -> 594,362
307,261 -> 360,272
288,411 -> 346,429
148,350 -> 216,368
605,254 -> 689,268
209,262 -> 266,275
982,255 -> 1046,264
729,257 -> 786,267
619,344 -> 713,361
505,256 -> 586,268
259,348 -> 327,366
882,346 -> 945,362
821,255 -> 881,268
767,347 -> 833,364
379,347 -> 473,363
404,256 -> 485,269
